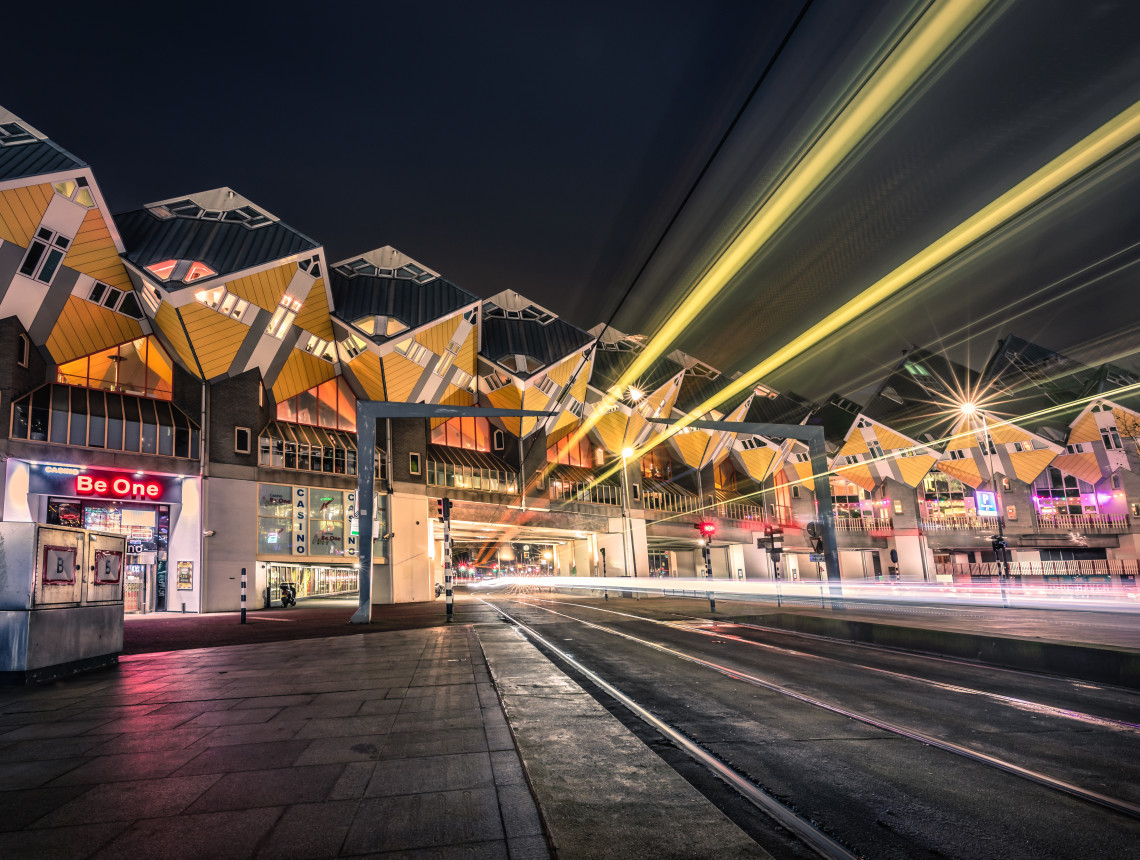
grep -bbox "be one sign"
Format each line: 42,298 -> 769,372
76,474 -> 161,499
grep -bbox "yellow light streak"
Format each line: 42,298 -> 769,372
590,97 -> 1140,493
567,0 -> 993,456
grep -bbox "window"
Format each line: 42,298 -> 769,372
483,301 -> 555,325
266,298 -> 300,339
0,122 -> 35,145
867,440 -> 884,458
1102,428 -> 1123,450
56,336 -> 174,400
17,333 -> 28,368
546,433 -> 592,467
409,452 -> 421,476
10,384 -> 198,458
393,337 -> 430,366
235,427 -> 251,454
84,282 -> 145,319
18,227 -> 70,284
1112,474 -> 1121,489
184,261 -> 216,283
52,177 -> 95,208
152,200 -> 272,229
301,334 -> 336,363
948,449 -> 966,460
340,334 -> 369,360
432,417 -> 491,452
493,429 -> 505,450
535,375 -> 557,396
1066,443 -> 1085,454
276,378 -> 356,431
791,485 -> 800,499
146,260 -> 178,280
258,422 -> 365,476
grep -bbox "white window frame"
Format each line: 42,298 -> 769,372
235,427 -> 252,454
17,333 -> 29,368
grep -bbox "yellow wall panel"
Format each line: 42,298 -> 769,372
179,303 -> 249,379
546,353 -> 581,387
518,389 -> 540,437
1112,407 -> 1140,435
875,425 -> 917,453
0,182 -> 53,247
546,411 -> 578,444
294,277 -> 334,340
347,352 -> 385,400
414,315 -> 462,358
1052,451 -> 1102,485
989,421 -> 1032,445
591,410 -> 629,454
738,447 -> 775,482
935,458 -> 983,489
835,463 -> 876,492
62,208 -> 130,290
430,385 -> 475,428
672,430 -> 712,469
487,384 -> 523,436
45,295 -> 144,364
1009,449 -> 1057,485
382,352 -> 426,403
272,349 -> 337,402
790,460 -> 815,492
896,454 -> 937,487
1069,410 -> 1101,445
227,263 -> 295,313
837,430 -> 869,457
944,418 -> 974,450
154,301 -> 200,376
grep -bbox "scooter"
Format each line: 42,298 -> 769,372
435,582 -> 444,598
280,582 -> 297,608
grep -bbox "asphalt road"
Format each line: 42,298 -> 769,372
480,591 -> 1140,860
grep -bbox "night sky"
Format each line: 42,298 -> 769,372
8,0 -> 1140,403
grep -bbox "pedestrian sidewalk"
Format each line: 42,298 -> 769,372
0,616 -> 774,859
0,627 -> 548,859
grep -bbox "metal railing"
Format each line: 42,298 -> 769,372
641,491 -> 705,515
551,481 -> 622,506
426,460 -> 519,494
1034,513 -> 1130,533
833,517 -> 892,532
934,559 -> 1140,578
718,500 -> 767,522
920,515 -> 992,531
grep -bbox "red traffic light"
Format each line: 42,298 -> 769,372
696,521 -> 717,538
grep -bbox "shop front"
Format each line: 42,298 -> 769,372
23,463 -> 189,614
255,482 -> 379,603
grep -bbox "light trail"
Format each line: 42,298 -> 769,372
581,97 -> 1140,492
563,0 -> 994,460
473,575 -> 1140,614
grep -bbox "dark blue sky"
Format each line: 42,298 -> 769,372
8,1 -> 1140,400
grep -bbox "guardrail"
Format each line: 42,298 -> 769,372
920,516 -> 992,531
935,559 -> 1140,578
426,460 -> 519,494
833,517 -> 892,532
1034,513 -> 1130,533
551,481 -> 622,506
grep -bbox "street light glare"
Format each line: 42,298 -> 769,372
622,447 -> 635,459
960,402 -> 977,415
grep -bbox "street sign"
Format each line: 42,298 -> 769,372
809,553 -> 824,562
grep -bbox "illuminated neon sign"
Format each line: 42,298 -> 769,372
76,474 -> 162,499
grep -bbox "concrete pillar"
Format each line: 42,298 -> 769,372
889,531 -> 935,582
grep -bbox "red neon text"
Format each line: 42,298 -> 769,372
76,475 -> 161,498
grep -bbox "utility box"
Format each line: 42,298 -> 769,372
0,522 -> 126,684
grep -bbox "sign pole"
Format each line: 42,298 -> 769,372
240,567 -> 246,624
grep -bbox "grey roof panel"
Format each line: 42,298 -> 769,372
480,316 -> 593,374
329,270 -> 479,337
117,208 -> 318,282
0,140 -> 85,182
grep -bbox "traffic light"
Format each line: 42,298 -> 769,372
805,521 -> 824,553
696,521 -> 717,541
436,498 -> 452,521
991,535 -> 1007,553
764,524 -> 784,555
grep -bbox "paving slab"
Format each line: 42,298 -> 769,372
475,623 -> 772,859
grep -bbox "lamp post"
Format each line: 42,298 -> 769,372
961,403 -> 1010,608
620,447 -> 639,582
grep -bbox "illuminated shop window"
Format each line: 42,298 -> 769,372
56,336 -> 173,400
10,383 -> 199,458
18,227 -> 70,284
432,416 -> 491,452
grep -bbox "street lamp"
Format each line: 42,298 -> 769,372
620,447 -> 638,581
960,403 -> 1010,608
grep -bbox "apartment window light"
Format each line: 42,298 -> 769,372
184,261 -> 216,283
52,177 -> 95,208
195,287 -> 248,320
340,335 -> 369,360
146,259 -> 178,280
434,347 -> 457,378
266,303 -> 298,339
18,227 -> 70,285
302,334 -> 336,363
393,337 -> 430,366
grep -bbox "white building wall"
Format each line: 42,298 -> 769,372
167,477 -> 202,613
203,478 -> 257,612
380,493 -> 432,604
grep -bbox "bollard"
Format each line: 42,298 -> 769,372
240,567 -> 247,624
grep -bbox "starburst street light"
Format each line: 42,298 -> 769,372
957,401 -> 1010,608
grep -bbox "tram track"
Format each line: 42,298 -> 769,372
478,594 -> 1140,859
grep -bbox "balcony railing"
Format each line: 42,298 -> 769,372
641,491 -> 705,515
833,517 -> 893,532
920,515 -> 992,531
551,481 -> 621,506
718,500 -> 767,522
426,460 -> 518,494
935,559 -> 1140,578
1034,513 -> 1130,533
